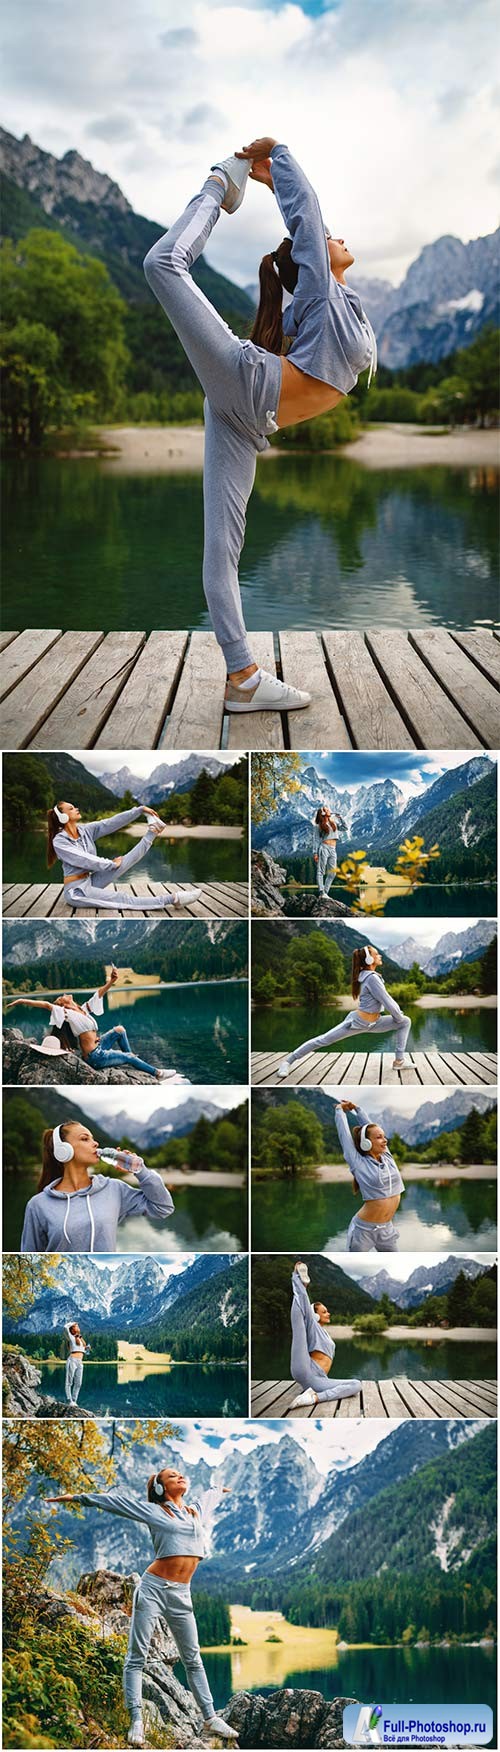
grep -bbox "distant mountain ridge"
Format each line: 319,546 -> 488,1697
3,917 -> 248,980
251,916 -> 496,983
253,1085 -> 495,1148
97,756 -> 235,802
4,1252 -> 246,1338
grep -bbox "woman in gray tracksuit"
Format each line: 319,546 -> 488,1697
21,1119 -> 174,1253
45,1466 -> 238,1747
47,799 -> 200,911
335,1101 -> 405,1252
313,805 -> 343,896
64,1320 -> 90,1404
290,1262 -> 361,1405
143,135 -> 376,716
278,942 -> 411,1079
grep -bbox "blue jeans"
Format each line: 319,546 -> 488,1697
86,1026 -> 157,1078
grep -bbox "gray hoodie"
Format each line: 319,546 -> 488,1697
75,1485 -> 221,1558
270,143 -> 377,393
52,808 -> 145,881
357,966 -> 407,1023
335,1104 -> 405,1201
20,1166 -> 174,1253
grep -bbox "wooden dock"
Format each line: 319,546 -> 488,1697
251,1378 -> 498,1420
251,1049 -> 498,1086
1,627 -> 499,750
2,879 -> 248,920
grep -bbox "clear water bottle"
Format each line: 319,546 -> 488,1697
96,1146 -> 136,1172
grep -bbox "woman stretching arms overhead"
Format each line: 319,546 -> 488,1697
335,1101 -> 405,1252
45,1467 -> 238,1746
290,1261 -> 361,1407
278,943 -> 411,1079
48,800 -> 201,911
143,137 -> 376,715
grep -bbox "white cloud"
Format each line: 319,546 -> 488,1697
1,0 -> 499,284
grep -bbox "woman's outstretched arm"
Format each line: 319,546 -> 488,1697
239,138 -> 331,308
367,972 -> 407,1024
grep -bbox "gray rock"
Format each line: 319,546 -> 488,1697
251,850 -> 288,915
3,1349 -> 93,1418
2,1029 -> 156,1084
223,1689 -> 358,1747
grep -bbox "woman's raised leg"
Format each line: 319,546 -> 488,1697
143,177 -> 244,402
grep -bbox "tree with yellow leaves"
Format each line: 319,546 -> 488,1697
2,1254 -> 59,1321
251,753 -> 302,825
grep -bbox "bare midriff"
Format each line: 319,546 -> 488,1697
147,1556 -> 200,1582
358,1193 -> 401,1224
277,357 -> 345,429
79,1028 -> 99,1055
358,1010 -> 378,1023
64,870 -> 91,884
309,1350 -> 331,1374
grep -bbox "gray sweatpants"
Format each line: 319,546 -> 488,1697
65,827 -> 174,911
317,843 -> 337,893
287,1007 -> 411,1066
123,1571 -> 214,1722
347,1214 -> 400,1252
143,177 -> 282,670
65,1355 -> 83,1401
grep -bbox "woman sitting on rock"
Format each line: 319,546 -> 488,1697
5,966 -> 180,1082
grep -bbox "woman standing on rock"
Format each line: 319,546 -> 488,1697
45,1465 -> 239,1747
5,966 -> 181,1082
47,799 -> 201,912
313,805 -> 341,899
20,1121 -> 174,1253
64,1319 -> 90,1404
277,943 -> 411,1078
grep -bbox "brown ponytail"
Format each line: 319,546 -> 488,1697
351,947 -> 366,1000
47,806 -> 64,868
250,236 -> 298,354
39,1123 -> 75,1191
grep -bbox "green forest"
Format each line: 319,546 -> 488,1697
3,752 -> 248,834
3,921 -> 248,995
251,1252 -> 497,1347
251,925 -> 497,1006
251,1094 -> 497,1178
3,1090 -> 248,1178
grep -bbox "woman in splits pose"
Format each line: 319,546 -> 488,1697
20,1121 -> 174,1253
335,1100 -> 405,1252
45,1466 -> 238,1747
47,800 -> 201,912
143,137 -> 376,714
5,966 -> 183,1082
313,804 -> 342,898
64,1320 -> 90,1404
278,943 -> 411,1079
290,1260 -> 361,1407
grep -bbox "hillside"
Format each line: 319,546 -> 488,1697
3,918 -> 248,987
252,1085 -> 496,1151
251,919 -> 411,988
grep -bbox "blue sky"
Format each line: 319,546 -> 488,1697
272,751 -> 494,798
2,0 -> 499,284
154,1416 -> 398,1473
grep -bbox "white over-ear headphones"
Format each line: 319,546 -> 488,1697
359,1124 -> 373,1153
364,946 -> 375,967
53,1124 -> 74,1164
53,805 -> 69,825
151,1474 -> 164,1500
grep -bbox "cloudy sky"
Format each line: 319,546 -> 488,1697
302,915 -> 494,951
2,0 -> 499,285
149,1414 -> 398,1473
286,751 -> 495,799
77,751 -> 242,780
318,1249 -> 496,1282
264,1085 -> 496,1118
65,1084 -> 247,1119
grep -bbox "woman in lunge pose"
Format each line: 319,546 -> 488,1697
5,967 -> 181,1082
45,1466 -> 238,1747
313,804 -> 341,897
290,1261 -> 361,1406
277,943 -> 411,1079
47,800 -> 201,911
143,136 -> 376,714
335,1101 -> 405,1252
63,1319 -> 90,1404
20,1120 -> 174,1252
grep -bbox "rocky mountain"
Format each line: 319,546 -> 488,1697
253,756 -> 496,873
3,916 -> 248,978
98,756 -> 234,803
7,751 -> 120,815
102,1095 -> 225,1146
4,1252 -> 246,1338
252,918 -> 414,986
392,918 -> 497,976
361,1255 -> 487,1310
253,1085 -> 496,1148
353,228 -> 500,367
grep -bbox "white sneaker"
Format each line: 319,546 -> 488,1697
202,1718 -> 239,1743
128,1720 -> 145,1748
277,1057 -> 292,1079
290,1387 -> 317,1407
210,154 -> 250,213
171,886 -> 202,906
225,668 -> 311,714
392,1057 -> 407,1070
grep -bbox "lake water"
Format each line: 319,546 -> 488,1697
2,454 -> 498,632
6,979 -> 248,1082
38,1359 -> 247,1416
250,1177 -> 497,1253
274,858 -> 496,920
4,1170 -> 248,1253
198,1642 -> 496,1721
252,1001 -> 497,1057
252,1336 -> 497,1382
3,829 -> 247,888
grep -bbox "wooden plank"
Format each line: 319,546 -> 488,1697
0,631 -> 105,748
390,1377 -> 440,1419
409,628 -> 500,745
0,631 -> 19,653
94,631 -> 189,748
163,631 -> 226,748
226,635 -> 285,751
0,628 -> 63,703
451,1052 -> 497,1084
365,630 -> 480,748
409,1051 -> 443,1085
335,1392 -> 363,1417
422,1379 -> 495,1419
2,883 -> 36,915
279,631 -> 351,750
451,630 -> 500,691
376,1379 -> 413,1420
13,885 -> 62,918
252,1381 -> 298,1416
361,1380 -> 388,1418
322,631 -> 414,749
30,632 -> 146,747
451,1380 -> 498,1410
437,1051 -> 484,1087
251,1054 -> 282,1085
